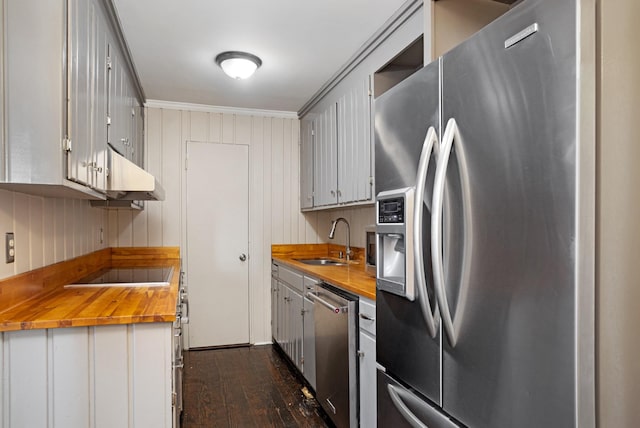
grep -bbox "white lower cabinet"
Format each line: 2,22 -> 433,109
359,297 -> 377,428
0,323 -> 173,427
288,285 -> 304,371
273,264 -> 304,373
302,276 -> 318,390
272,262 -> 319,391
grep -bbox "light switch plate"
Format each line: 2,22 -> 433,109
6,232 -> 15,264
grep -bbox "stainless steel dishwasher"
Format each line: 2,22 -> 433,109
306,282 -> 358,428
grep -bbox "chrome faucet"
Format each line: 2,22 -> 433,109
329,217 -> 352,261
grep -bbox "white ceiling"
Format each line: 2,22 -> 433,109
112,0 -> 408,113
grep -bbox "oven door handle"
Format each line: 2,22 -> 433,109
180,293 -> 190,324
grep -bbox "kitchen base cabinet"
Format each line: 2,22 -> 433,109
271,262 -> 320,391
302,276 -> 319,390
0,323 -> 174,427
272,263 -> 304,373
359,297 -> 377,428
286,285 -> 304,371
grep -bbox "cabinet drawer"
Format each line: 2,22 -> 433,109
278,266 -> 303,293
359,297 -> 376,336
303,275 -> 320,292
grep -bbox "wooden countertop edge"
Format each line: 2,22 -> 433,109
271,243 -> 376,300
0,247 -> 181,332
0,314 -> 176,332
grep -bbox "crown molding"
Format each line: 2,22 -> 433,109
145,99 -> 298,119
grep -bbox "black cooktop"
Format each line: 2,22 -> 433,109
69,266 -> 173,286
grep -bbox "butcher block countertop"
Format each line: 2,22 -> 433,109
272,244 -> 376,300
0,247 -> 180,332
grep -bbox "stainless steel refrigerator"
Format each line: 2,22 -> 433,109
375,0 -> 591,426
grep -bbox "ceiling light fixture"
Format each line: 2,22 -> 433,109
215,51 -> 262,80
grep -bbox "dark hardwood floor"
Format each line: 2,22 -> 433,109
182,345 -> 331,428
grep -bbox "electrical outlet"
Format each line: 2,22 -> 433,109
6,232 -> 15,264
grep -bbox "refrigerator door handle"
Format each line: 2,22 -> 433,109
431,118 -> 459,347
413,126 -> 440,338
387,384 -> 428,428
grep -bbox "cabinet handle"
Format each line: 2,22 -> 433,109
357,350 -> 365,358
359,313 -> 375,322
330,190 -> 336,196
337,190 -> 342,197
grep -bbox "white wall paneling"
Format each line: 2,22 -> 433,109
6,329 -> 48,428
0,324 -> 172,428
0,189 -> 107,281
93,325 -> 129,428
130,323 -> 172,427
317,206 -> 376,249
52,328 -> 90,427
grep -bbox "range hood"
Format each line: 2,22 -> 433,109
105,146 -> 165,201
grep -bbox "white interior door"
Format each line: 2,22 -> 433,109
186,142 -> 249,348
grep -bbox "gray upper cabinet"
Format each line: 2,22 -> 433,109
108,42 -> 142,163
305,75 -> 372,210
68,0 -> 109,191
0,0 -> 144,199
300,116 -> 314,210
312,102 -> 338,207
337,75 -> 372,204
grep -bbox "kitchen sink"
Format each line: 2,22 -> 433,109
295,258 -> 347,266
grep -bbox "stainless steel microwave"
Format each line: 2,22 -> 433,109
365,225 -> 376,276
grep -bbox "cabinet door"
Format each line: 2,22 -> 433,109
313,103 -> 338,207
278,281 -> 287,349
107,41 -> 131,158
68,0 -> 109,191
300,116 -> 314,210
131,100 -> 144,166
67,0 -> 93,187
271,277 -> 278,341
282,283 -> 291,356
337,75 -> 372,204
91,0 -> 109,192
290,288 -> 303,372
3,0 -> 66,185
302,296 -> 316,390
359,331 -> 377,428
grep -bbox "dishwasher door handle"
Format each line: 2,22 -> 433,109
306,291 -> 348,314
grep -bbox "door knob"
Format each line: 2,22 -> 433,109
239,254 -> 247,262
